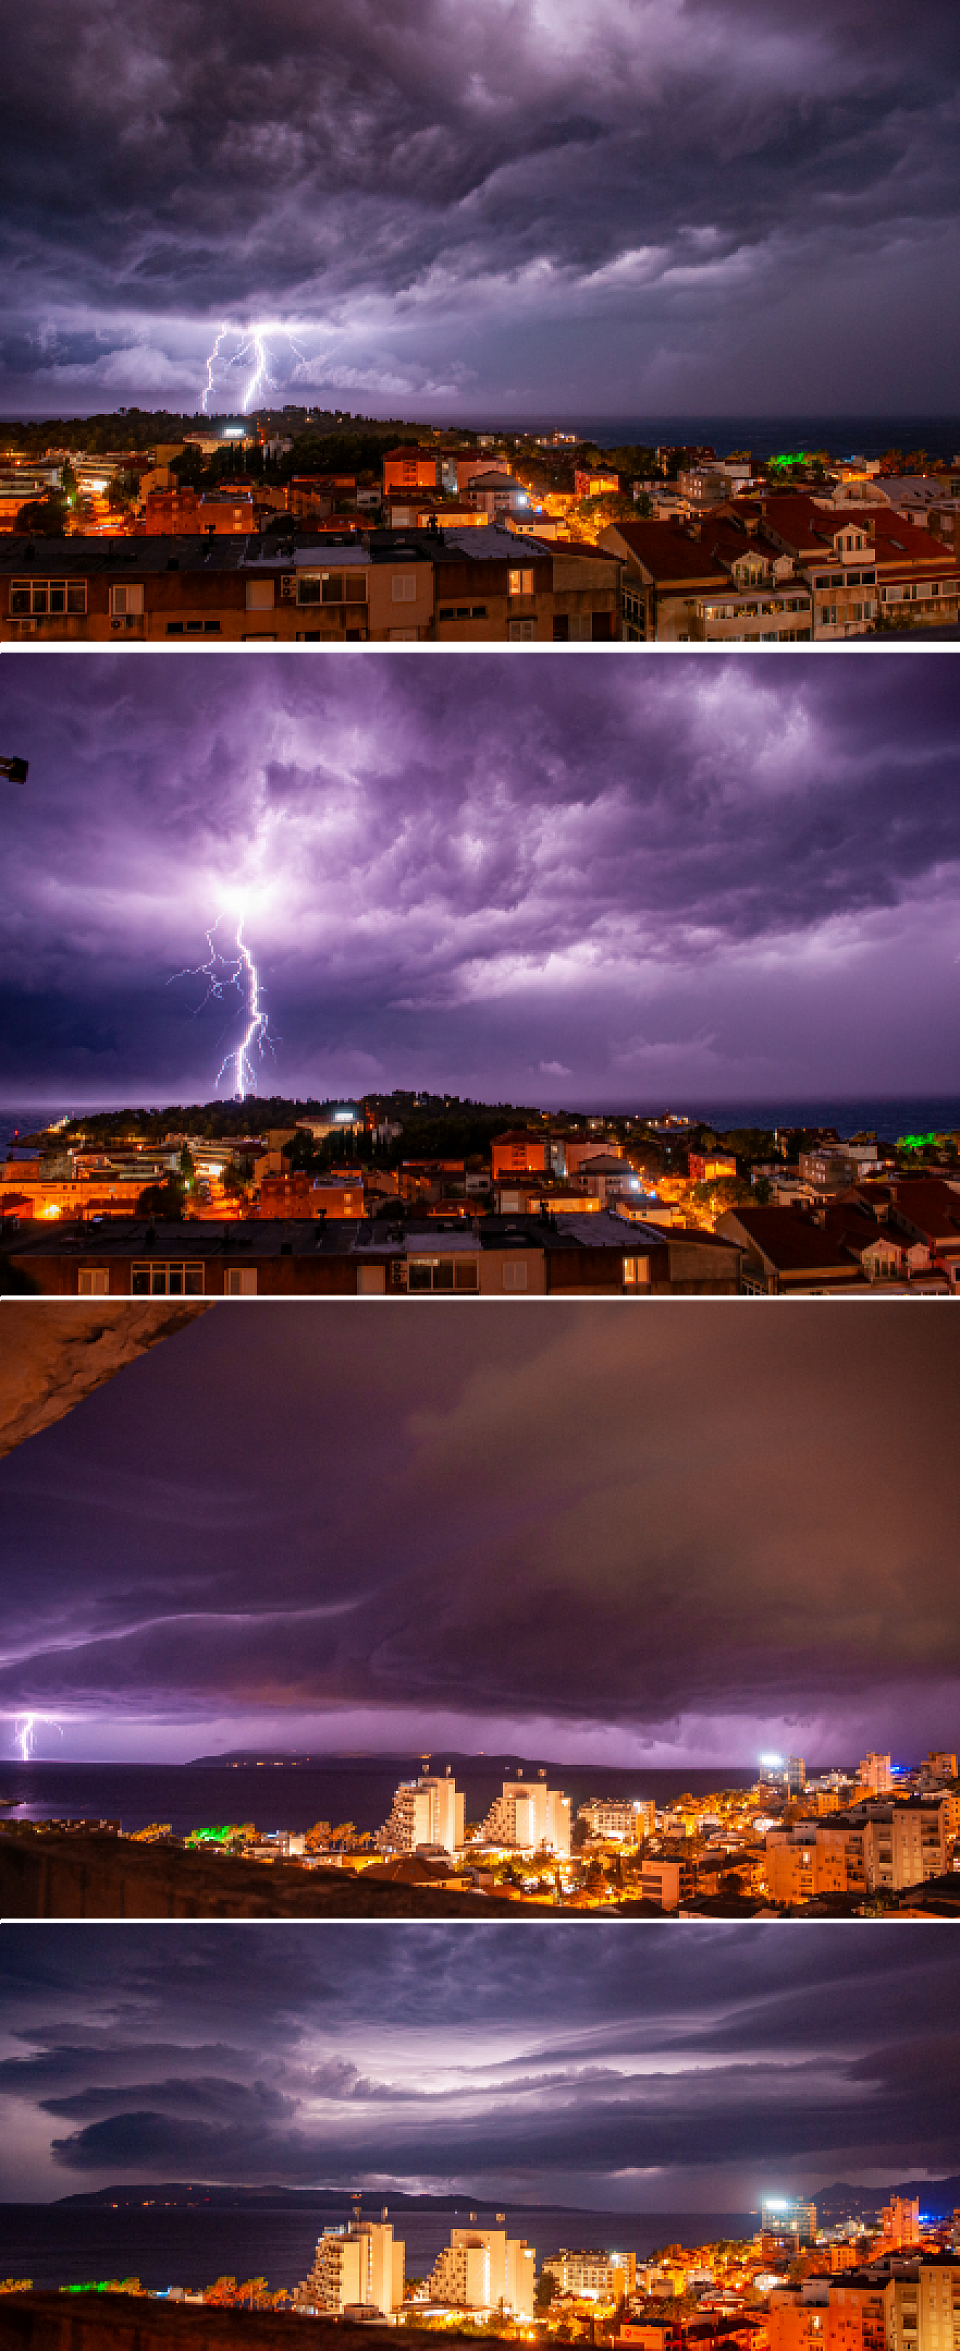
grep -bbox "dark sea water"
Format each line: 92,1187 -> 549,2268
0,1759 -> 765,1839
530,415 -> 960,464
0,2205 -> 753,2293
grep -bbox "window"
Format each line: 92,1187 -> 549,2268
407,1257 -> 478,1292
245,579 -> 275,611
502,1260 -> 528,1290
77,1269 -> 110,1296
110,582 -> 144,615
391,574 -> 418,601
508,617 -> 536,640
10,579 -> 86,616
508,568 -> 534,596
225,1267 -> 257,1296
623,1255 -> 650,1286
387,627 -> 418,641
131,1263 -> 205,1296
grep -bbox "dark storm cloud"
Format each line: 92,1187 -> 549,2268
0,1303 -> 958,1756
2,654 -> 960,1104
1,1 -> 959,407
1,1925 -> 959,2203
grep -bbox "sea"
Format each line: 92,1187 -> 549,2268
2,1099 -> 958,1161
0,1758 -> 768,1840
0,2204 -> 753,2294
500,415 -> 960,465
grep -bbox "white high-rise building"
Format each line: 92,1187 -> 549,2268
295,2221 -> 404,2318
859,1752 -> 893,1793
481,1775 -> 571,1857
427,2229 -> 536,2318
377,1771 -> 465,1856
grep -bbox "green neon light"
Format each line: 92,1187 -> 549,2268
897,1133 -> 939,1150
185,1825 -> 238,1844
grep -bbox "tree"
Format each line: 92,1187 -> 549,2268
136,1178 -> 184,1216
14,496 -> 69,535
536,2274 -> 557,2314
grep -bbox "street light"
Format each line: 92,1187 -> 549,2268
0,755 -> 28,784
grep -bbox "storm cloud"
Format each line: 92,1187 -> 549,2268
1,1 -> 960,413
0,1925 -> 959,2208
0,1301 -> 958,1761
2,653 -> 960,1106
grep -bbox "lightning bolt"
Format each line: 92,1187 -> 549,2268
14,1714 -> 63,1761
199,323 -> 312,415
171,915 -> 277,1101
202,323 -> 229,414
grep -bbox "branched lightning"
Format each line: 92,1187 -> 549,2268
199,323 -> 312,415
171,915 -> 277,1101
14,1714 -> 63,1761
201,323 -> 229,413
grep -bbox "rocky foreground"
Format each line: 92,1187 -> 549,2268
0,1302 -> 207,1460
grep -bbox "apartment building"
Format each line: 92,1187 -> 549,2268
295,2222 -> 404,2319
554,2249 -> 638,2298
601,516 -> 814,642
426,2230 -> 536,2318
377,1772 -> 465,1857
0,525 -> 621,643
481,1777 -> 571,1856
758,496 -> 960,637
577,1798 -> 656,1842
602,494 -> 960,639
2,1210 -> 743,1296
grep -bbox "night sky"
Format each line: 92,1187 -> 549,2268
0,1924 -> 958,2206
2,1 -> 959,417
2,653 -> 960,1110
1,1302 -> 958,1764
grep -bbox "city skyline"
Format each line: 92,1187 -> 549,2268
2,4 -> 960,417
0,1302 -> 957,1763
0,1923 -> 957,2207
3,654 -> 960,1109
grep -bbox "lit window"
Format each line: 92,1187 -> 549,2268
623,1255 -> 650,1286
508,568 -> 534,596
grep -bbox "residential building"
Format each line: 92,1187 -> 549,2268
638,1858 -> 695,1910
295,2221 -> 404,2319
376,1771 -> 465,1857
759,495 -> 960,636
0,526 -> 620,643
861,1802 -> 949,1892
577,1798 -> 656,1843
480,1776 -> 571,1856
554,2249 -> 637,2298
715,1206 -> 866,1293
761,2200 -> 818,2248
878,2204 -> 921,2253
601,516 -> 813,642
426,2230 -> 536,2318
1,1210 -> 742,1296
